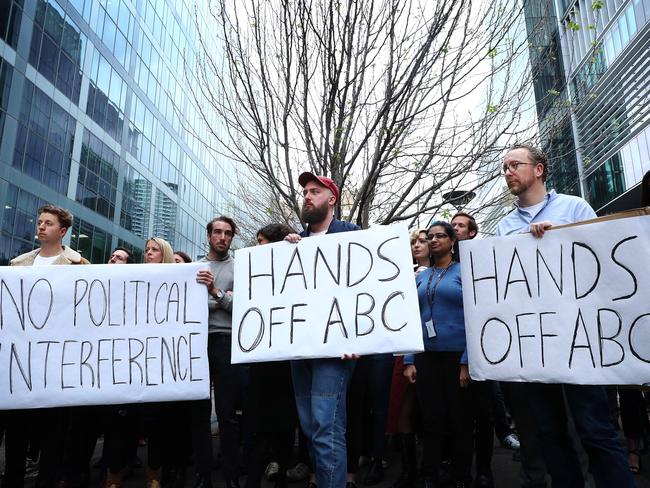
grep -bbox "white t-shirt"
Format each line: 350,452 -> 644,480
310,230 -> 327,236
519,200 -> 545,218
33,253 -> 60,265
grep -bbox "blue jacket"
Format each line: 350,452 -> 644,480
300,217 -> 360,237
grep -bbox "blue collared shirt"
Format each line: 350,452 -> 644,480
496,190 -> 596,236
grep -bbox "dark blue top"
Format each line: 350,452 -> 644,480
300,217 -> 360,237
405,262 -> 468,364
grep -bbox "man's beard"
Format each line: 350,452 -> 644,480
302,201 -> 330,224
508,179 -> 527,196
209,242 -> 229,259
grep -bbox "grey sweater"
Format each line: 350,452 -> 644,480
199,255 -> 234,334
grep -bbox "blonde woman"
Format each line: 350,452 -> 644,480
144,237 -> 174,264
411,229 -> 431,275
104,236 -> 174,488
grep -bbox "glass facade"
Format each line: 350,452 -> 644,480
0,0 -> 23,49
564,0 -> 650,212
525,0 -> 650,212
585,124 -> 650,207
14,79 -> 75,194
524,0 -> 580,195
0,0 -> 237,265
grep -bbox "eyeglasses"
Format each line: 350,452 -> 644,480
426,233 -> 449,241
502,161 -> 536,174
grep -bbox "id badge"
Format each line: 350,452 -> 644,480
425,319 -> 436,338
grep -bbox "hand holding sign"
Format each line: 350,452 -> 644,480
530,220 -> 553,237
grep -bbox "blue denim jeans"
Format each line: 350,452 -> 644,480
291,358 -> 356,488
527,383 -> 635,488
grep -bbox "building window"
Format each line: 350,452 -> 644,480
0,60 -> 13,151
0,184 -> 45,264
152,184 -> 177,246
121,165 -> 152,240
0,0 -> 23,49
70,218 -> 113,264
29,0 -> 85,104
76,130 -> 120,220
586,153 -> 626,210
13,81 -> 76,194
86,50 -> 127,143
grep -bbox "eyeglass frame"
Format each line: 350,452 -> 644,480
501,161 -> 539,174
425,232 -> 450,241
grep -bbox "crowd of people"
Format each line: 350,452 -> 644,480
0,144 -> 648,488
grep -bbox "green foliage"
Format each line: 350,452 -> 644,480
567,21 -> 581,31
487,48 -> 497,58
547,89 -> 561,96
440,208 -> 452,220
487,103 -> 499,113
592,0 -> 604,11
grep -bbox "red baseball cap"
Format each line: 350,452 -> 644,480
298,172 -> 339,203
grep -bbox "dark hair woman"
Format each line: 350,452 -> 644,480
245,223 -> 296,488
257,223 -> 295,244
402,221 -> 473,487
173,250 -> 192,263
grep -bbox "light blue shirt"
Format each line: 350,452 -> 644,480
496,190 -> 596,236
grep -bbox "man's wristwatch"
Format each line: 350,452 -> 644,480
213,289 -> 224,300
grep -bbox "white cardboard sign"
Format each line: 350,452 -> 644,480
231,224 -> 424,363
460,214 -> 650,385
0,263 -> 210,409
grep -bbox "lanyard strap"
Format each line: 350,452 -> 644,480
424,263 -> 454,321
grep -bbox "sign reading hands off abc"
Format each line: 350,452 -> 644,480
232,224 -> 424,363
460,214 -> 650,385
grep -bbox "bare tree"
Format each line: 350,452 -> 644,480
190,0 -> 537,229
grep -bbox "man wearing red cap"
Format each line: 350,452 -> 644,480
286,172 -> 359,488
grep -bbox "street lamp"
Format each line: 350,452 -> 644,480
442,190 -> 476,210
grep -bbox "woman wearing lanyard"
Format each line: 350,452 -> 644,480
403,221 -> 473,488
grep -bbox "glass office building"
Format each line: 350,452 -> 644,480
0,0 -> 238,264
524,0 -> 650,213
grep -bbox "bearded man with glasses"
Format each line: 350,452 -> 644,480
495,143 -> 634,488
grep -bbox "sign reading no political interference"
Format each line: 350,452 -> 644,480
460,214 -> 650,385
231,224 -> 424,363
0,263 -> 210,409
